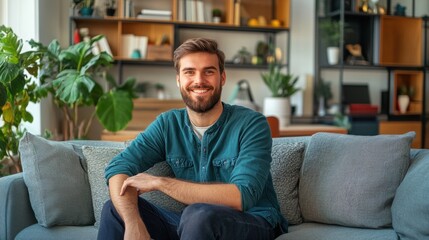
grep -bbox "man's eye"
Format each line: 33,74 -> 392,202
184,71 -> 194,75
205,70 -> 215,75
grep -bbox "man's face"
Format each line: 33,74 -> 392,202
176,52 -> 226,113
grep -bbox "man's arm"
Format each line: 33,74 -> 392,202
109,174 -> 151,240
120,173 -> 242,211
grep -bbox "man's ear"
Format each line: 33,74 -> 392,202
176,75 -> 180,87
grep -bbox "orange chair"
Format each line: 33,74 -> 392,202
266,116 -> 280,138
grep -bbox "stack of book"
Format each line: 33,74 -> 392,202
137,9 -> 172,20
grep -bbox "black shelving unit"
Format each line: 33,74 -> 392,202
315,0 -> 428,147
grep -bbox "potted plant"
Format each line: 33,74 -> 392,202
154,83 -> 166,99
0,26 -> 44,176
212,9 -> 222,23
314,78 -> 333,116
32,35 -> 136,139
319,19 -> 340,65
105,0 -> 116,16
261,63 -> 300,126
80,0 -> 94,16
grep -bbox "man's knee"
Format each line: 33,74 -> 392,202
181,203 -> 219,223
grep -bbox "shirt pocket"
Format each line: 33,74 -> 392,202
212,157 -> 237,181
167,157 -> 195,180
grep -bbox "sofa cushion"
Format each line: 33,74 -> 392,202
15,224 -> 97,240
299,132 -> 415,228
392,149 -> 429,239
82,146 -> 186,228
19,132 -> 94,227
271,142 -> 305,225
82,146 -> 124,227
276,223 -> 398,240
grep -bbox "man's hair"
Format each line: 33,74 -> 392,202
173,38 -> 225,74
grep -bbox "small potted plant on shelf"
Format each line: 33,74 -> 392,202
212,9 -> 222,23
80,0 -> 94,16
261,62 -> 300,127
319,19 -> 340,65
105,0 -> 116,16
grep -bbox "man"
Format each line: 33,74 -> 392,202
98,38 -> 287,240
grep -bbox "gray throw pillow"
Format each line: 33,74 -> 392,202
82,146 -> 186,228
392,149 -> 429,239
299,132 -> 415,228
270,142 -> 305,225
19,132 -> 94,227
82,146 -> 123,228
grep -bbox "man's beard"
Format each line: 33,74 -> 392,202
180,84 -> 222,113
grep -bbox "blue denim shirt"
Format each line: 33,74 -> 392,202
105,103 -> 287,230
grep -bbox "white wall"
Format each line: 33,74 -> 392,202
0,0 -> 6,25
4,0 -> 62,136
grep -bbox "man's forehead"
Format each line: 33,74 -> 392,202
179,54 -> 219,70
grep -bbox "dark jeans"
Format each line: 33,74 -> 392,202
98,197 -> 276,240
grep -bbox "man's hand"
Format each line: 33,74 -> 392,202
120,173 -> 242,211
120,173 -> 160,195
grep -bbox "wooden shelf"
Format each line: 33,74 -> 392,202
377,16 -> 423,66
127,98 -> 185,131
391,70 -> 423,115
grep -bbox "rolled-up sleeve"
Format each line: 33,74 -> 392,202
229,115 -> 272,211
104,115 -> 166,182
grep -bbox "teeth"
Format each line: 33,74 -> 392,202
193,89 -> 209,93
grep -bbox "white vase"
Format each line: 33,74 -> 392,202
398,95 -> 410,114
318,97 -> 326,116
263,97 -> 291,127
327,46 -> 339,65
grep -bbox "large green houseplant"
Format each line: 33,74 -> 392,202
0,26 -> 43,175
33,35 -> 136,140
261,63 -> 300,127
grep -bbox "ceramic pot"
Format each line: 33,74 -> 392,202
398,95 -> 409,114
263,97 -> 291,127
106,8 -> 116,16
80,7 -> 94,16
327,46 -> 339,65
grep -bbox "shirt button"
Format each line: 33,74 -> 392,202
203,148 -> 206,153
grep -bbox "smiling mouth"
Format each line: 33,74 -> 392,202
188,85 -> 212,94
192,89 -> 210,94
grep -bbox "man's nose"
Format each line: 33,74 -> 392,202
194,71 -> 204,83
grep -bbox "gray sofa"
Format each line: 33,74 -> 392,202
1,131 -> 428,240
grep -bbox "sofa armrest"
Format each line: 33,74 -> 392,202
0,173 -> 37,240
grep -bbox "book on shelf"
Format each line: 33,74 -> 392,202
140,9 -> 172,16
97,36 -> 113,56
182,0 -> 206,22
121,34 -> 148,59
136,14 -> 171,20
124,0 -> 134,17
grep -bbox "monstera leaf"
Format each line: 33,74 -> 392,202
96,90 -> 133,132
